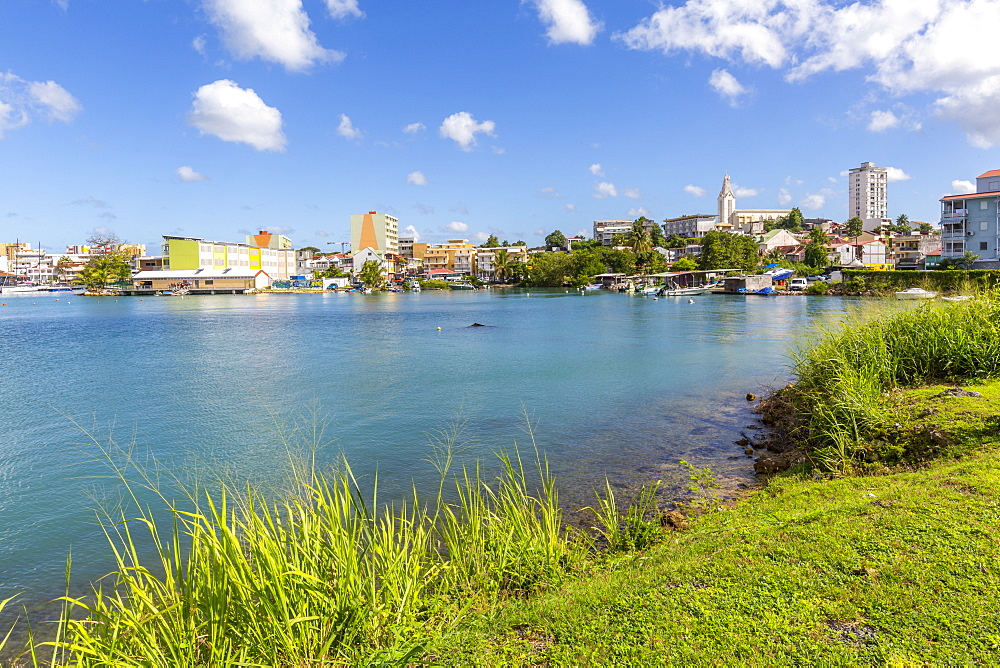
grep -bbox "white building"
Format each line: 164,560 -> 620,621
662,214 -> 717,238
848,161 -> 890,232
716,175 -> 791,235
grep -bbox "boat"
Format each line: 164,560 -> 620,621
582,284 -> 602,291
941,295 -> 971,302
640,286 -> 660,296
0,283 -> 45,294
448,282 -> 478,290
895,287 -> 937,300
661,285 -> 710,297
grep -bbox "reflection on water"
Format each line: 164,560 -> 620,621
0,289 -> 855,608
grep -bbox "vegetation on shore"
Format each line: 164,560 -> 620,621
762,293 -> 1000,472
4,295 -> 1000,665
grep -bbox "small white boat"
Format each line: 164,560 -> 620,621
662,286 -> 710,297
895,287 -> 937,300
641,286 -> 660,296
941,295 -> 971,302
582,284 -> 602,291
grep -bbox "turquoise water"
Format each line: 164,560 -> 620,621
0,289 -> 850,609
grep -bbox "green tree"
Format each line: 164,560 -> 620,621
895,214 -> 911,233
358,260 -> 386,289
317,267 -> 349,279
804,226 -> 831,270
571,239 -> 602,251
649,222 -> 666,248
937,251 -> 980,270
604,248 -> 636,274
672,256 -> 698,271
699,230 -> 760,271
664,234 -> 688,248
918,222 -> 935,235
845,217 -> 865,237
492,248 -> 511,282
763,219 -> 779,232
778,208 -> 805,232
636,250 -> 667,274
525,252 -> 573,287
78,255 -> 131,289
298,246 -> 321,254
628,220 -> 653,255
55,256 -> 74,283
544,230 -> 568,250
480,234 -> 499,248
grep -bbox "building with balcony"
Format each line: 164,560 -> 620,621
475,246 -> 529,280
662,214 -> 716,238
888,233 -> 941,270
593,219 -> 658,245
849,161 -> 890,232
939,169 -> 1000,268
423,239 -> 477,273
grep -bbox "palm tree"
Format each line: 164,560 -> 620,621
358,260 -> 385,289
55,256 -> 74,283
895,214 -> 911,233
628,221 -> 652,255
492,248 -> 511,283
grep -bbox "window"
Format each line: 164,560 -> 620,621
204,280 -> 214,285
980,242 -> 989,251
981,201 -> 989,210
981,221 -> 989,231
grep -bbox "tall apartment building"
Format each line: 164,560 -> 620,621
848,161 -> 889,231
350,211 -> 399,255
939,169 -> 1000,268
662,215 -> 717,238
161,236 -> 295,280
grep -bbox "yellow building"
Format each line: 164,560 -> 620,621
423,239 -> 477,273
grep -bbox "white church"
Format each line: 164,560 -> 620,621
716,174 -> 792,235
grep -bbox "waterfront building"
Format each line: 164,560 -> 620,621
350,211 -> 399,256
161,235 -> 295,280
849,161 -> 890,232
424,239 -> 477,273
475,246 -> 529,280
715,175 -> 791,235
939,169 -> 1000,268
888,232 -> 941,270
756,229 -> 802,254
132,269 -> 271,292
662,214 -> 717,238
827,236 -> 889,269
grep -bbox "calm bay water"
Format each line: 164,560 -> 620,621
0,288 -> 851,609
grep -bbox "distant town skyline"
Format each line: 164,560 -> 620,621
1,0 -> 997,253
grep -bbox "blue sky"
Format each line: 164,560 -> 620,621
2,0 -> 999,254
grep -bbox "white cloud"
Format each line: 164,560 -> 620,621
402,224 -> 421,241
589,162 -> 604,176
529,0 -> 602,46
593,182 -> 617,198
337,113 -> 362,140
777,187 -> 792,206
539,186 -> 562,199
406,170 -> 428,186
951,179 -> 976,194
868,109 -> 899,132
886,167 -> 911,182
565,203 -> 577,212
203,0 -> 344,72
472,231 -> 491,243
624,187 -> 642,199
0,72 -> 80,137
708,68 -> 749,105
684,184 -> 706,197
446,221 -> 469,233
189,79 -> 286,152
324,0 -> 363,20
439,111 -> 496,150
176,166 -> 208,182
615,0 -> 1000,147
27,80 -> 81,122
315,230 -> 329,238
193,35 -> 207,55
403,122 -> 425,134
627,207 -> 651,217
734,186 -> 759,197
800,194 -> 824,210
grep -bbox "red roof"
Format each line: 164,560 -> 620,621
977,169 -> 1000,179
941,190 -> 1000,201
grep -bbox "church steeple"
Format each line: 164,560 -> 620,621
717,174 -> 736,227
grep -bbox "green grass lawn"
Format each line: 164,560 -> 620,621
431,445 -> 1000,665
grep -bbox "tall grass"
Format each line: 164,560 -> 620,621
3,426 -> 595,666
788,293 -> 1000,471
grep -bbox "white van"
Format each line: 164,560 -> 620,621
789,278 -> 809,291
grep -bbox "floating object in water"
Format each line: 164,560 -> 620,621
688,299 -> 695,304
470,323 -> 485,327
436,326 -> 441,330
653,297 -> 658,301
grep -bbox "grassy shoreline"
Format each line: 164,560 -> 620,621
4,296 -> 999,665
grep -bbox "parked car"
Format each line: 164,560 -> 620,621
789,277 -> 809,291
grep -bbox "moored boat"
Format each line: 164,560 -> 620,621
895,287 -> 937,300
